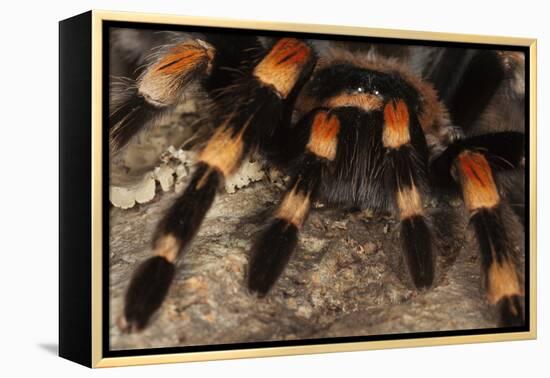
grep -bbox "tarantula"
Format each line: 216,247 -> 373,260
109,28 -> 526,334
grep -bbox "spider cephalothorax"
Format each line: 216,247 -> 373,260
109,29 -> 525,333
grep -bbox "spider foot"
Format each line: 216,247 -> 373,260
401,216 -> 435,289
121,256 -> 175,333
247,219 -> 299,297
497,295 -> 525,327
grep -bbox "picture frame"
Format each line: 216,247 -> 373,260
59,10 -> 537,368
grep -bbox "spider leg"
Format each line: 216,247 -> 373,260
248,110 -> 337,296
382,99 -> 435,288
431,133 -> 525,326
456,151 -> 524,326
121,38 -> 316,332
122,162 -> 220,332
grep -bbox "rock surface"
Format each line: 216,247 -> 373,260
109,169 -> 524,350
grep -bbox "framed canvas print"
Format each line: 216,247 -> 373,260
59,10 -> 537,368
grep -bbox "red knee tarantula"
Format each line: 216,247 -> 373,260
109,28 -> 526,333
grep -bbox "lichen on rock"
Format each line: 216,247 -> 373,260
224,159 -> 265,194
110,172 -> 156,209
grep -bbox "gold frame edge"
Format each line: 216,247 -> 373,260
89,9 -> 538,368
528,40 -> 537,338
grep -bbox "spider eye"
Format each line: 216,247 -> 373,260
357,86 -> 364,93
373,89 -> 381,96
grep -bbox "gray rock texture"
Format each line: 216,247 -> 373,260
109,169 -> 524,350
